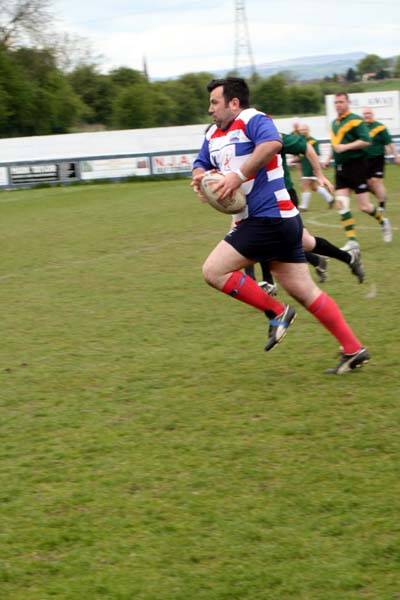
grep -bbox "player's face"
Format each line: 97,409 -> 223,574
208,86 -> 236,129
363,110 -> 374,122
334,96 -> 349,117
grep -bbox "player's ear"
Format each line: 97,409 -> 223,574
230,97 -> 241,110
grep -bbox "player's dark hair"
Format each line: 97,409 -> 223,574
335,92 -> 349,100
207,77 -> 250,108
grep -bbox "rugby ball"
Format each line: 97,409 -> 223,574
200,171 -> 246,214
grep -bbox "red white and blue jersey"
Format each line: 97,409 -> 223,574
193,108 -> 298,219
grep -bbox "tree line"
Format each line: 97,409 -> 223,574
3,48 -> 399,138
0,12 -> 400,137
1,0 -> 400,137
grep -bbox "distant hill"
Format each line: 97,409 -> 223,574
221,52 -> 368,81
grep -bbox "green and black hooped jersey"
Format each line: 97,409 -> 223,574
364,120 -> 392,158
330,112 -> 371,165
281,132 -> 307,190
301,136 -> 319,177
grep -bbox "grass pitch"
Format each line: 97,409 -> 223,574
1,168 -> 400,599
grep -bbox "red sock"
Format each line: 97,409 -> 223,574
307,292 -> 361,354
222,271 -> 285,315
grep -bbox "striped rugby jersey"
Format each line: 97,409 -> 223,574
193,108 -> 298,219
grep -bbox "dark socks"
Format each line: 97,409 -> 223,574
244,265 -> 256,280
313,237 -> 351,265
260,261 -> 275,285
305,252 -> 320,267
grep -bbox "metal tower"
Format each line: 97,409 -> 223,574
233,0 -> 256,76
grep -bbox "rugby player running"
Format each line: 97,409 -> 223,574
191,77 -> 369,374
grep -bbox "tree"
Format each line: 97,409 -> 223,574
0,2 -> 99,75
112,83 -> 156,129
252,75 -> 289,115
0,50 -> 12,130
0,0 -> 53,48
68,65 -> 115,126
156,72 -> 213,125
151,83 -> 178,126
357,54 -> 387,76
53,32 -> 102,73
345,68 -> 357,82
109,67 -> 146,88
288,85 -> 322,114
248,71 -> 261,86
375,68 -> 389,80
153,80 -> 193,125
176,72 -> 215,123
13,47 -> 84,134
0,44 -> 84,135
277,70 -> 297,84
0,81 -> 10,129
393,56 -> 400,78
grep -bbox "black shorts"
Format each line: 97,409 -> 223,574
335,157 -> 368,194
224,215 -> 306,264
366,155 -> 385,179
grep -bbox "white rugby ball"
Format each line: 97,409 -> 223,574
200,171 -> 246,214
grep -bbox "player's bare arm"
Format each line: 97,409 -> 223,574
305,143 -> 334,193
322,148 -> 332,169
191,167 -> 208,201
333,140 -> 370,154
386,142 -> 400,165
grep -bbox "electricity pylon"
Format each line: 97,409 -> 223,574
233,0 -> 256,77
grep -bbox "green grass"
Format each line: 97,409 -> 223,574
356,79 -> 400,93
1,169 -> 400,599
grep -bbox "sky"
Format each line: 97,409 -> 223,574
53,0 -> 400,78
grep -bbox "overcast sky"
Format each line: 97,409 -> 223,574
53,0 -> 400,78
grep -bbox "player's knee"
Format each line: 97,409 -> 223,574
202,261 -> 218,287
360,205 -> 373,214
201,261 -> 212,284
302,229 -> 316,251
335,194 -> 349,211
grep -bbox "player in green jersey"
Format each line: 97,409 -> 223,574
324,93 -> 392,249
362,108 -> 400,239
281,132 -> 364,285
245,131 -> 364,288
297,123 -> 334,211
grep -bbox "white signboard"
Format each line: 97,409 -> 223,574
325,91 -> 400,135
0,167 -> 8,186
8,162 -> 77,184
151,153 -> 197,174
80,157 -> 150,180
10,163 -> 59,184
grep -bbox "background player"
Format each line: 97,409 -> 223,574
297,123 -> 334,211
323,92 -> 391,249
245,128 -> 364,286
362,107 -> 400,235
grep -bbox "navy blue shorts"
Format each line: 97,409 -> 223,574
224,215 -> 306,263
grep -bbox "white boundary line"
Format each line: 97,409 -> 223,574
304,211 -> 399,232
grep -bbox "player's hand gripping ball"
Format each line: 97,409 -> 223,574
200,171 -> 246,214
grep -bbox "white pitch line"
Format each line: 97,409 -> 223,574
304,213 -> 399,232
